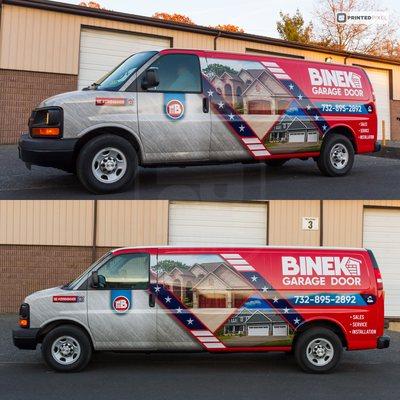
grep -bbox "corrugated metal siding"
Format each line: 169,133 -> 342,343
268,200 -> 320,246
96,200 -> 169,247
0,200 -> 93,246
1,4 -> 399,99
323,200 -> 363,247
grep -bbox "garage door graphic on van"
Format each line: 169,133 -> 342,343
18,49 -> 379,193
13,246 -> 389,373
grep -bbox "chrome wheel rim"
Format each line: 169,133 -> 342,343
330,143 -> 349,170
306,338 -> 334,367
51,336 -> 81,365
92,147 -> 127,184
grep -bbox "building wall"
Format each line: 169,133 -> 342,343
1,200 -> 399,312
390,100 -> 400,141
0,69 -> 77,143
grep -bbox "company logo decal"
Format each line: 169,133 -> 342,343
53,295 -> 85,303
166,99 -> 185,119
111,290 -> 132,314
95,97 -> 134,106
281,256 -> 362,286
308,68 -> 364,97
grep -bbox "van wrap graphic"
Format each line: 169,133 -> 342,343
164,93 -> 186,120
111,290 -> 132,314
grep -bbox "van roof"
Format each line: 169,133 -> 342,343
159,48 -> 366,71
112,245 -> 367,253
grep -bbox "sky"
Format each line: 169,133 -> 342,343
61,0 -> 400,38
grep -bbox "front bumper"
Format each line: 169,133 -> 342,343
18,133 -> 78,172
12,328 -> 40,350
377,335 -> 390,349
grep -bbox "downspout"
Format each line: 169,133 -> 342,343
214,30 -> 222,51
92,200 -> 98,262
344,54 -> 350,65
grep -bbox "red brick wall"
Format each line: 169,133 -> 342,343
0,245 -> 92,313
0,69 -> 77,144
390,100 -> 400,141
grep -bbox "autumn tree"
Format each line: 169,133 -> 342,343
313,0 -> 399,56
276,9 -> 313,43
212,24 -> 244,33
152,12 -> 194,25
79,1 -> 105,9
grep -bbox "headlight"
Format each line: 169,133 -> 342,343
29,107 -> 63,138
19,303 -> 30,328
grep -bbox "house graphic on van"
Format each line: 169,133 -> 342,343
344,257 -> 361,276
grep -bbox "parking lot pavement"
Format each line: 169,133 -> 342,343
1,314 -> 399,400
2,145 -> 400,200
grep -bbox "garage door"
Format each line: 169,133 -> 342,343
78,28 -> 170,90
363,68 -> 391,140
363,208 -> 400,317
168,202 -> 267,246
248,325 -> 270,336
273,324 -> 288,336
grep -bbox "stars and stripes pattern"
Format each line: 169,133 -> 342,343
149,283 -> 226,350
203,77 -> 271,159
261,61 -> 330,135
220,254 -> 304,329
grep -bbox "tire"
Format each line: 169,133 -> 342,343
265,159 -> 288,167
317,134 -> 354,176
41,325 -> 92,372
294,327 -> 343,373
76,134 -> 138,194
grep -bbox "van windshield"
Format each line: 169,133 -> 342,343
62,252 -> 113,290
93,51 -> 158,91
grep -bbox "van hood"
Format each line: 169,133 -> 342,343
38,90 -> 100,108
25,286 -> 67,303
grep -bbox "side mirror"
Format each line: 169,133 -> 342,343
142,67 -> 159,90
90,271 -> 99,288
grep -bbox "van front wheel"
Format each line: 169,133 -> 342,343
317,134 -> 354,176
294,327 -> 342,373
42,325 -> 92,372
77,134 -> 138,194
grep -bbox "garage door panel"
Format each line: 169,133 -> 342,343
169,202 -> 267,246
363,208 -> 400,317
364,68 -> 390,140
78,28 -> 170,90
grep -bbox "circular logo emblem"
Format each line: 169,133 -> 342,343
113,295 -> 130,313
166,99 -> 184,120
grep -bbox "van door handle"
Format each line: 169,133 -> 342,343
149,292 -> 156,307
203,97 -> 209,113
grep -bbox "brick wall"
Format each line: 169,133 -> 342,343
390,100 -> 400,141
0,245 -> 92,313
0,69 -> 77,144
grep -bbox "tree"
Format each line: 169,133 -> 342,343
313,0 -> 399,56
212,24 -> 244,33
79,2 -> 105,9
202,63 -> 238,79
276,9 -> 313,43
152,12 -> 194,25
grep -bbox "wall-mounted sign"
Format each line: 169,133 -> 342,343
302,217 -> 319,231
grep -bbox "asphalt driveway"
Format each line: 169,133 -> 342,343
1,314 -> 399,400
1,145 -> 400,199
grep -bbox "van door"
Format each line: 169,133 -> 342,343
137,52 -> 211,163
86,252 -> 157,350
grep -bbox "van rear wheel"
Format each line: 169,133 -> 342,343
42,325 -> 92,372
77,134 -> 138,194
317,134 -> 354,176
294,327 -> 342,373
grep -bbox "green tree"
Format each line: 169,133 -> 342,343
156,259 -> 189,273
276,9 -> 313,43
203,63 -> 238,79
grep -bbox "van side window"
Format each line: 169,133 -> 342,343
96,253 -> 149,290
143,54 -> 202,93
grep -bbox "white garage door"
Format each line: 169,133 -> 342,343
363,68 -> 391,140
168,202 -> 267,246
78,28 -> 170,90
363,208 -> 400,317
273,324 -> 288,336
248,325 -> 270,336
